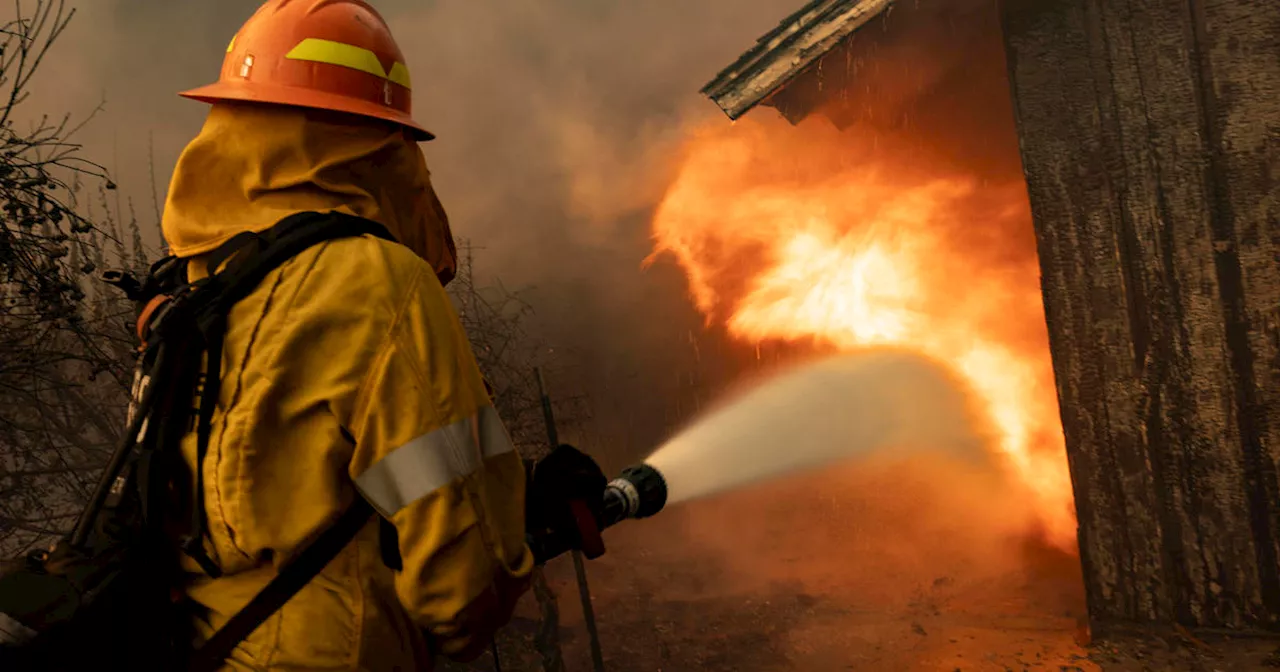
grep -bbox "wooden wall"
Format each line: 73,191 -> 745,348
1001,0 -> 1280,631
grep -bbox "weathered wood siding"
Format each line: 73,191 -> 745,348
1001,0 -> 1280,631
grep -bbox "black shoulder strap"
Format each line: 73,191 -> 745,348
187,498 -> 374,672
180,211 -> 390,670
205,209 -> 397,307
180,210 -> 396,575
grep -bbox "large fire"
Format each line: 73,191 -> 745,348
649,116 -> 1077,549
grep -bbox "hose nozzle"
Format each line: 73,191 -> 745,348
603,463 -> 667,523
528,462 -> 668,564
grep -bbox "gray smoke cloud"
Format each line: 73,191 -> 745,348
18,0 -> 805,464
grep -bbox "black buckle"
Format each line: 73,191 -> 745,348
99,269 -> 143,301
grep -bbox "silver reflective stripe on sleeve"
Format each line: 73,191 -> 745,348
0,612 -> 37,646
355,405 -> 515,516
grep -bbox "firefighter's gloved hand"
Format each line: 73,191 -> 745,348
525,444 -> 607,534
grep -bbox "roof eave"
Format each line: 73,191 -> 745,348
701,0 -> 897,120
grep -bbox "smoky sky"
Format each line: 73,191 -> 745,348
16,0 -> 804,467
17,0 -> 1027,472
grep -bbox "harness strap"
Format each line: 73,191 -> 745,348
205,231 -> 262,275
177,211 -> 395,580
177,211 -> 396,669
182,316 -> 226,578
69,345 -> 170,548
187,498 -> 375,672
135,295 -> 170,345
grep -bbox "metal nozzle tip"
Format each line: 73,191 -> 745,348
617,463 -> 667,519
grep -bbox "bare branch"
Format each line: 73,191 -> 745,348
446,239 -> 593,459
0,0 -> 138,556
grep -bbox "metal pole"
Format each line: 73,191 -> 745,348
534,368 -> 606,672
531,568 -> 566,672
536,368 -> 561,447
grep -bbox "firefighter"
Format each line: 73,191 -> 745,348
161,0 -> 533,669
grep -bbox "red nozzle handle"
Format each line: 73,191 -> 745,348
569,499 -> 606,559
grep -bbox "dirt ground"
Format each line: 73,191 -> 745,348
444,456 -> 1280,672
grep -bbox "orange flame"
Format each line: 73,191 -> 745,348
649,117 -> 1076,549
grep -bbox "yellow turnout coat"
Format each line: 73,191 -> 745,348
160,102 -> 533,671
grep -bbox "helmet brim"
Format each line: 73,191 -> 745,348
180,81 -> 435,142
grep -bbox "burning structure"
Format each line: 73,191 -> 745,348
654,0 -> 1280,637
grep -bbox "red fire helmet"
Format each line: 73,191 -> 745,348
180,0 -> 433,140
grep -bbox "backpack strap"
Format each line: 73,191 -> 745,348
177,210 -> 396,576
174,211 -> 392,666
187,498 -> 374,672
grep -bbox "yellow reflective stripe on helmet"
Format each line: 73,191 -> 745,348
387,62 -> 412,89
354,406 -> 514,516
285,37 -> 413,90
227,36 -> 236,53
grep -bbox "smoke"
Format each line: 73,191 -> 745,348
647,349 -> 994,504
15,0 -> 804,463
12,0 -> 1033,469
13,0 -> 1067,500
21,0 -> 801,235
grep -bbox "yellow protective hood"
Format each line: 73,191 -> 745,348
162,102 -> 457,285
